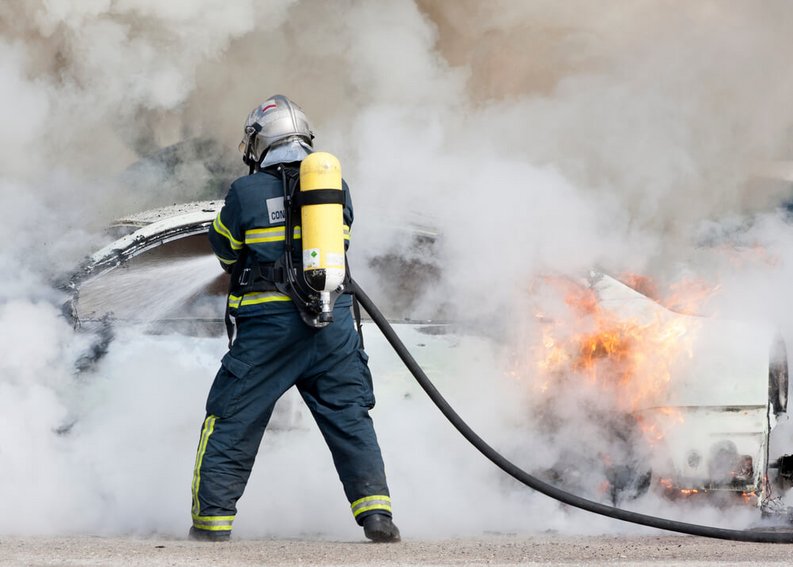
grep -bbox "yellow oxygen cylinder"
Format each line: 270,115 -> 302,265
300,152 -> 346,322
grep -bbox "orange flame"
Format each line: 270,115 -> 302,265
620,272 -> 719,316
532,276 -> 700,427
660,278 -> 719,316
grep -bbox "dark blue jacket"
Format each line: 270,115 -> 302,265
209,165 -> 353,316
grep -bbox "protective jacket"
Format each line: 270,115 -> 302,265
208,164 -> 353,317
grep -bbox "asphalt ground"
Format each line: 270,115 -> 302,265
2,534 -> 793,566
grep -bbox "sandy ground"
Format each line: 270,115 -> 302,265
2,534 -> 793,567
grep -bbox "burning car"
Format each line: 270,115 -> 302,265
522,272 -> 791,512
62,198 -> 793,519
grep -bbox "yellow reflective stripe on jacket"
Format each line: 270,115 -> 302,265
213,214 -> 243,250
192,514 -> 235,531
228,292 -> 292,309
350,495 -> 392,518
191,415 -> 217,517
245,226 -> 302,243
242,225 -> 350,243
216,255 -> 236,265
245,226 -> 286,244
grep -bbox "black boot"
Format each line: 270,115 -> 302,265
362,514 -> 401,543
188,526 -> 231,542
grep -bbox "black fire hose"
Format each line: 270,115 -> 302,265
352,280 -> 793,543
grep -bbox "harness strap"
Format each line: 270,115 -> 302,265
235,260 -> 356,294
228,262 -> 283,295
258,264 -> 287,284
294,189 -> 345,207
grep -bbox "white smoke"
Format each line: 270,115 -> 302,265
1,0 -> 793,539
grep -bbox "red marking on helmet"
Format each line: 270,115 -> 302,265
261,103 -> 277,112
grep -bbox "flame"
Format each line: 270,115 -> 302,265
620,272 -> 719,316
658,478 -> 675,490
532,276 -> 704,445
619,273 -> 661,302
657,479 -> 758,503
635,407 -> 687,442
659,278 -> 719,316
534,278 -> 697,415
718,243 -> 779,270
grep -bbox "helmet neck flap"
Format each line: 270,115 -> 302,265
240,95 -> 314,173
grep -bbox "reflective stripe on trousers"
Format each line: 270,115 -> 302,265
191,514 -> 234,531
191,414 -> 236,531
351,495 -> 392,519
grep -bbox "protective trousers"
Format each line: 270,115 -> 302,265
191,305 -> 392,534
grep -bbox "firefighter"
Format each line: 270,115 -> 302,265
189,95 -> 400,543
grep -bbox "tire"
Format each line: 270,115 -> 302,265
769,335 -> 789,416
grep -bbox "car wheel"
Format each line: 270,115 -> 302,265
769,335 -> 789,416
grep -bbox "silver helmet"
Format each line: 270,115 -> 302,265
239,95 -> 314,166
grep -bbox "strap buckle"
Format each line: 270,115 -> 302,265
238,267 -> 251,286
